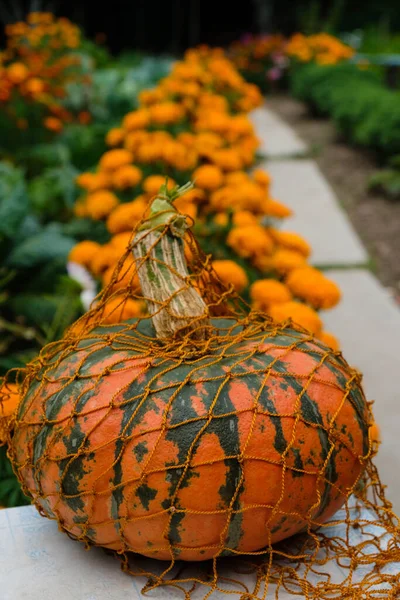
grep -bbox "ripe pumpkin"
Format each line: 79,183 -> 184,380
9,183 -> 370,562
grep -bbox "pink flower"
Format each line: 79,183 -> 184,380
267,67 -> 282,81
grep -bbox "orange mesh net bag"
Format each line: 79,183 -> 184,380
1,181 -> 400,599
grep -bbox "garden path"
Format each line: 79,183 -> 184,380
252,104 -> 400,515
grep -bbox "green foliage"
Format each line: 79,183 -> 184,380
290,62 -> 400,160
369,154 -> 400,199
0,447 -> 30,508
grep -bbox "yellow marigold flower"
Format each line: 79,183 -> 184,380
227,225 -> 274,258
123,109 -> 150,131
214,212 -> 228,227
194,132 -> 224,155
286,267 -> 341,309
149,102 -> 185,125
85,190 -> 119,220
106,128 -> 125,147
7,62 -> 29,83
262,198 -> 293,219
193,164 -> 224,191
212,260 -> 248,293
232,211 -> 258,227
250,279 -> 292,311
180,188 -> 206,204
91,245 -> 121,276
271,230 -> 311,257
138,88 -> 164,105
44,116 -> 63,132
317,331 -> 340,352
211,149 -> 243,172
99,149 -> 133,172
124,130 -> 148,152
0,382 -> 20,444
68,240 -> 101,268
174,198 -> 197,220
101,298 -> 144,324
253,169 -> 271,188
112,164 -> 142,190
209,185 -> 236,211
268,301 -> 322,335
234,182 -> 265,212
107,199 -> 148,234
177,132 -> 196,146
142,175 -> 176,196
75,171 -> 111,192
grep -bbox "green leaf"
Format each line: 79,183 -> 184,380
9,293 -> 80,330
6,226 -> 75,268
0,162 -> 29,238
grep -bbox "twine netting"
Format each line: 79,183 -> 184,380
2,190 -> 400,599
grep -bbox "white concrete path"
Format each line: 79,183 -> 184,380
251,105 -> 307,157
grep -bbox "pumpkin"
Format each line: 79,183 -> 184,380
8,182 -> 370,562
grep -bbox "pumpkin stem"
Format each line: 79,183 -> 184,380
132,180 -> 209,340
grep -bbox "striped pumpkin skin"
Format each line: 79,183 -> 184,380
11,319 -> 369,561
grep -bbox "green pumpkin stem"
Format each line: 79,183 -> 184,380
132,180 -> 209,340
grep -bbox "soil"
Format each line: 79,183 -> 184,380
267,95 -> 400,296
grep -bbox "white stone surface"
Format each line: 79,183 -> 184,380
322,269 -> 400,513
1,504 -> 398,599
250,105 -> 307,157
267,159 -> 368,267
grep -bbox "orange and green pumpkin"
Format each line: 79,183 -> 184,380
8,183 -> 370,562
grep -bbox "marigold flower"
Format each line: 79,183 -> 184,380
250,279 -> 292,311
24,77 -> 45,95
271,230 -> 311,257
317,331 -> 340,351
286,267 -> 341,309
193,164 -> 224,191
253,169 -> 271,188
7,62 -> 29,83
124,130 -> 148,152
112,164 -> 142,189
106,128 -> 125,147
212,260 -> 248,293
211,148 -> 242,171
44,116 -> 63,132
85,190 -> 119,220
123,109 -> 150,131
174,198 -> 197,220
149,102 -> 185,125
68,240 -> 101,268
227,225 -> 274,258
262,198 -> 292,218
269,249 -> 306,274
102,259 -> 140,292
268,301 -> 322,335
225,171 -> 250,186
76,171 -> 111,192
232,211 -> 258,227
99,149 -> 133,172
109,232 -> 133,251
107,199 -> 148,234
101,298 -> 144,324
142,175 -> 176,196
91,245 -> 121,276
214,213 -> 228,227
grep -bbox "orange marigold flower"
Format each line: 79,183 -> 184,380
262,198 -> 292,219
149,102 -> 185,125
225,171 -> 250,186
101,298 -> 144,324
253,169 -> 271,188
250,279 -> 292,311
268,301 -> 323,335
24,77 -> 45,95
271,230 -> 311,257
91,245 -> 121,276
107,199 -> 148,234
0,382 -> 20,444
214,212 -> 228,227
109,232 -> 133,251
85,190 -> 119,220
106,128 -> 125,147
44,116 -> 63,132
232,211 -> 259,227
286,267 -> 341,309
227,225 -> 274,258
317,331 -> 340,351
68,240 -> 101,268
142,175 -> 176,196
269,249 -> 306,274
102,259 -> 140,292
192,164 -> 224,191
122,109 -> 150,131
75,171 -> 111,192
112,164 -> 142,189
212,260 -> 248,293
99,149 -> 133,172
7,62 -> 29,84
174,198 -> 197,220
211,148 -> 242,171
